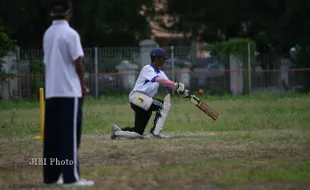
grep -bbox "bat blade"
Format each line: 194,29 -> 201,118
188,94 -> 219,120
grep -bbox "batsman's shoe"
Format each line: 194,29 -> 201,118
111,124 -> 121,140
62,179 -> 94,187
146,132 -> 170,139
111,125 -> 143,139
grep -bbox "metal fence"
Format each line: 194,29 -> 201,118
0,45 -> 309,100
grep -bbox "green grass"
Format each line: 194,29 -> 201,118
0,93 -> 310,189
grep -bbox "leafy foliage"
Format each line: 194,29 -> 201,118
0,0 -> 153,48
0,32 -> 15,69
0,27 -> 16,83
29,59 -> 44,98
205,38 -> 257,95
148,0 -> 310,60
206,38 -> 256,66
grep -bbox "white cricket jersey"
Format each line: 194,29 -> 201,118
130,64 -> 169,98
43,20 -> 84,98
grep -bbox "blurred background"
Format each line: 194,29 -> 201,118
0,0 -> 309,100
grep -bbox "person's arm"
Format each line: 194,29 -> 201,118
67,31 -> 88,94
155,77 -> 177,90
155,76 -> 189,98
74,56 -> 85,90
144,68 -> 183,92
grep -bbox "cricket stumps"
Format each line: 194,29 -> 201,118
35,88 -> 44,141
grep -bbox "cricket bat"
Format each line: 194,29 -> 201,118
187,93 -> 219,120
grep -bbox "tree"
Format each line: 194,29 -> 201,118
0,0 -> 153,48
0,17 -> 16,98
147,0 -> 310,56
0,17 -> 15,72
69,0 -> 153,47
145,0 -> 310,92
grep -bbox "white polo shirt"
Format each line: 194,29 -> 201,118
130,64 -> 169,98
43,20 -> 84,99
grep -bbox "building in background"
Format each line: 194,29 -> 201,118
141,0 -> 210,58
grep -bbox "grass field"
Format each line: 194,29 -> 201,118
0,93 -> 310,190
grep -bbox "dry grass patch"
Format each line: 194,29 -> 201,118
1,94 -> 310,189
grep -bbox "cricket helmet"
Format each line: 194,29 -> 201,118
50,0 -> 73,17
150,48 -> 168,60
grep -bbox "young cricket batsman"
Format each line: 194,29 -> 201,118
111,47 -> 189,139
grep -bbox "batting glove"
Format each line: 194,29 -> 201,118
174,82 -> 185,93
178,89 -> 190,98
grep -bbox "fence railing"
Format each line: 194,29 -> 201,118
1,46 -> 309,100
1,68 -> 309,100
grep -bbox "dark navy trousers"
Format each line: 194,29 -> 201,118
122,98 -> 163,135
43,97 -> 83,184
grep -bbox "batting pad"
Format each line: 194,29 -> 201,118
153,94 -> 171,135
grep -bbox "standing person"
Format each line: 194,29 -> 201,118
111,47 -> 189,139
42,0 -> 94,187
